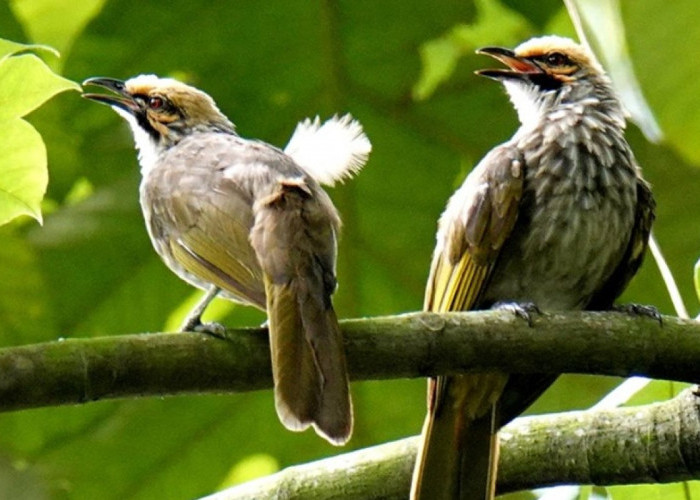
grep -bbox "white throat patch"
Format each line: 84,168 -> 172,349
113,106 -> 160,175
503,81 -> 545,131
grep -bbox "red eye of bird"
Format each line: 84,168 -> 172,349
148,96 -> 164,110
545,52 -> 569,67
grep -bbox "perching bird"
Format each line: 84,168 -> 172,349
410,36 -> 655,499
82,74 -> 371,445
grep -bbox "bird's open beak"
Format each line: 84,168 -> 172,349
475,47 -> 543,81
82,77 -> 139,114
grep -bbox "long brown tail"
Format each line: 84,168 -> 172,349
252,179 -> 352,445
411,376 -> 501,500
265,277 -> 352,445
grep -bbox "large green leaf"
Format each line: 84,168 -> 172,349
0,51 -> 79,225
0,119 -> 47,225
9,0 -> 106,68
0,53 -> 79,120
0,38 -> 58,62
566,0 -> 663,142
621,0 -> 700,166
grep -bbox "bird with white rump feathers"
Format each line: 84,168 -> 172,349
82,74 -> 372,445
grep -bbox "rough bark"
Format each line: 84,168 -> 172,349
203,388 -> 700,499
0,311 -> 695,411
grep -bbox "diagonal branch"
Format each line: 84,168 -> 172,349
0,311 -> 697,412
202,387 -> 700,499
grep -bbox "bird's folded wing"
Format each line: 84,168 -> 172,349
412,147 -> 525,499
165,175 -> 267,309
425,147 -> 524,314
587,176 -> 655,309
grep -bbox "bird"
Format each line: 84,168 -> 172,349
410,35 -> 655,499
81,74 -> 372,445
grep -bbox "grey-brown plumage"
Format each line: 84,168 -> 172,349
82,75 -> 371,445
411,36 -> 654,499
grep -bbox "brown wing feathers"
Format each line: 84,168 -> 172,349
412,150 -> 523,500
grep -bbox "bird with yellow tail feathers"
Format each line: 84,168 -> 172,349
411,36 -> 655,499
82,75 -> 371,445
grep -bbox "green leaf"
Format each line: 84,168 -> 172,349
695,259 -> 700,308
413,37 -> 463,101
413,0 -> 534,100
0,51 -> 79,226
0,53 -> 79,120
9,0 -> 106,68
620,0 -> 700,165
565,0 -> 663,142
0,37 -> 58,63
622,379 -> 686,407
0,119 -> 47,225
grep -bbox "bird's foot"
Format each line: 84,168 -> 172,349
180,316 -> 228,339
492,301 -> 541,327
613,303 -> 662,325
178,286 -> 224,337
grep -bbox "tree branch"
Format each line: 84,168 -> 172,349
0,311 -> 697,411
201,388 -> 700,499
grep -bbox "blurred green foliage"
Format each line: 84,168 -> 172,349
1,0 -> 700,499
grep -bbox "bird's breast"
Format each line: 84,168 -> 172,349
482,133 -> 638,311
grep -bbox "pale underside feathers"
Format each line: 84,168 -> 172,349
284,114 -> 372,186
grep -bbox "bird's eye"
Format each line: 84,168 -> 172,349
545,52 -> 570,67
148,96 -> 164,110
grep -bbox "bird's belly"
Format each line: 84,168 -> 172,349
482,195 -> 634,310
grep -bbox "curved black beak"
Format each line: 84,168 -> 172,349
475,46 -> 543,81
82,77 -> 139,113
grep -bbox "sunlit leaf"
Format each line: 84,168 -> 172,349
0,53 -> 79,120
413,0 -> 533,100
63,176 -> 94,205
0,50 -> 79,226
0,37 -> 58,63
623,380 -> 688,407
9,0 -> 106,69
0,119 -> 47,225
